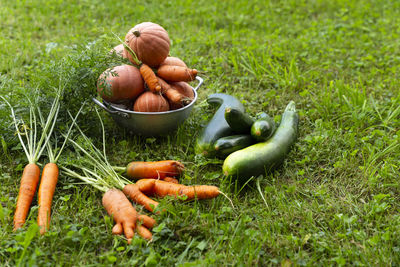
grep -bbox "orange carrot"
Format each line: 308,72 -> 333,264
126,160 -> 185,180
135,179 -> 156,194
178,185 -> 220,200
103,188 -> 156,242
157,76 -> 172,94
136,225 -> 153,240
37,162 -> 59,234
123,184 -> 159,212
168,82 -> 194,110
138,214 -> 156,229
169,82 -> 194,100
13,163 -> 41,231
135,178 -> 185,196
163,177 -> 179,184
102,188 -> 138,243
151,180 -> 186,198
136,215 -> 156,241
158,77 -> 183,102
157,65 -> 198,82
35,104 -> 82,235
136,179 -> 220,200
157,77 -> 190,109
140,64 -> 161,93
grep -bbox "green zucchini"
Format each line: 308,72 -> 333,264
195,93 -> 244,157
250,112 -> 276,142
224,107 -> 255,134
214,135 -> 254,159
222,101 -> 299,182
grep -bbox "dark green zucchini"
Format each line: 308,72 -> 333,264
250,112 -> 276,142
214,135 -> 254,159
224,107 -> 255,134
195,93 -> 244,157
222,101 -> 299,182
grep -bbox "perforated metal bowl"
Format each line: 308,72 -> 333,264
93,76 -> 203,136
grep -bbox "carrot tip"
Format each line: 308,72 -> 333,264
13,225 -> 22,232
182,98 -> 192,106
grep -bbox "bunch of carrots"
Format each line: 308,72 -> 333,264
1,90 -> 81,235
62,108 -> 226,243
116,160 -> 223,213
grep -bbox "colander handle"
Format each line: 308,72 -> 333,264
92,98 -> 117,113
92,98 -> 130,118
193,76 -> 203,91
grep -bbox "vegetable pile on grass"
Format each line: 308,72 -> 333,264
195,93 -> 299,183
98,22 -> 198,112
61,109 -> 157,242
0,24 -> 227,246
1,21 -> 277,248
62,109 -> 226,243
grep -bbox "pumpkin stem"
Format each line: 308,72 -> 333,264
133,30 -> 141,37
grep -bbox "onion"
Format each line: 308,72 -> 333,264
133,92 -> 170,112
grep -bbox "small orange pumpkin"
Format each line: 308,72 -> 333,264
133,92 -> 170,112
97,65 -> 144,103
159,56 -> 187,68
125,22 -> 170,67
110,44 -> 128,59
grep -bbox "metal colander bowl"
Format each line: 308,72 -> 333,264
93,76 -> 203,136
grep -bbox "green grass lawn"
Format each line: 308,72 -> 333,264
1,0 -> 400,265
